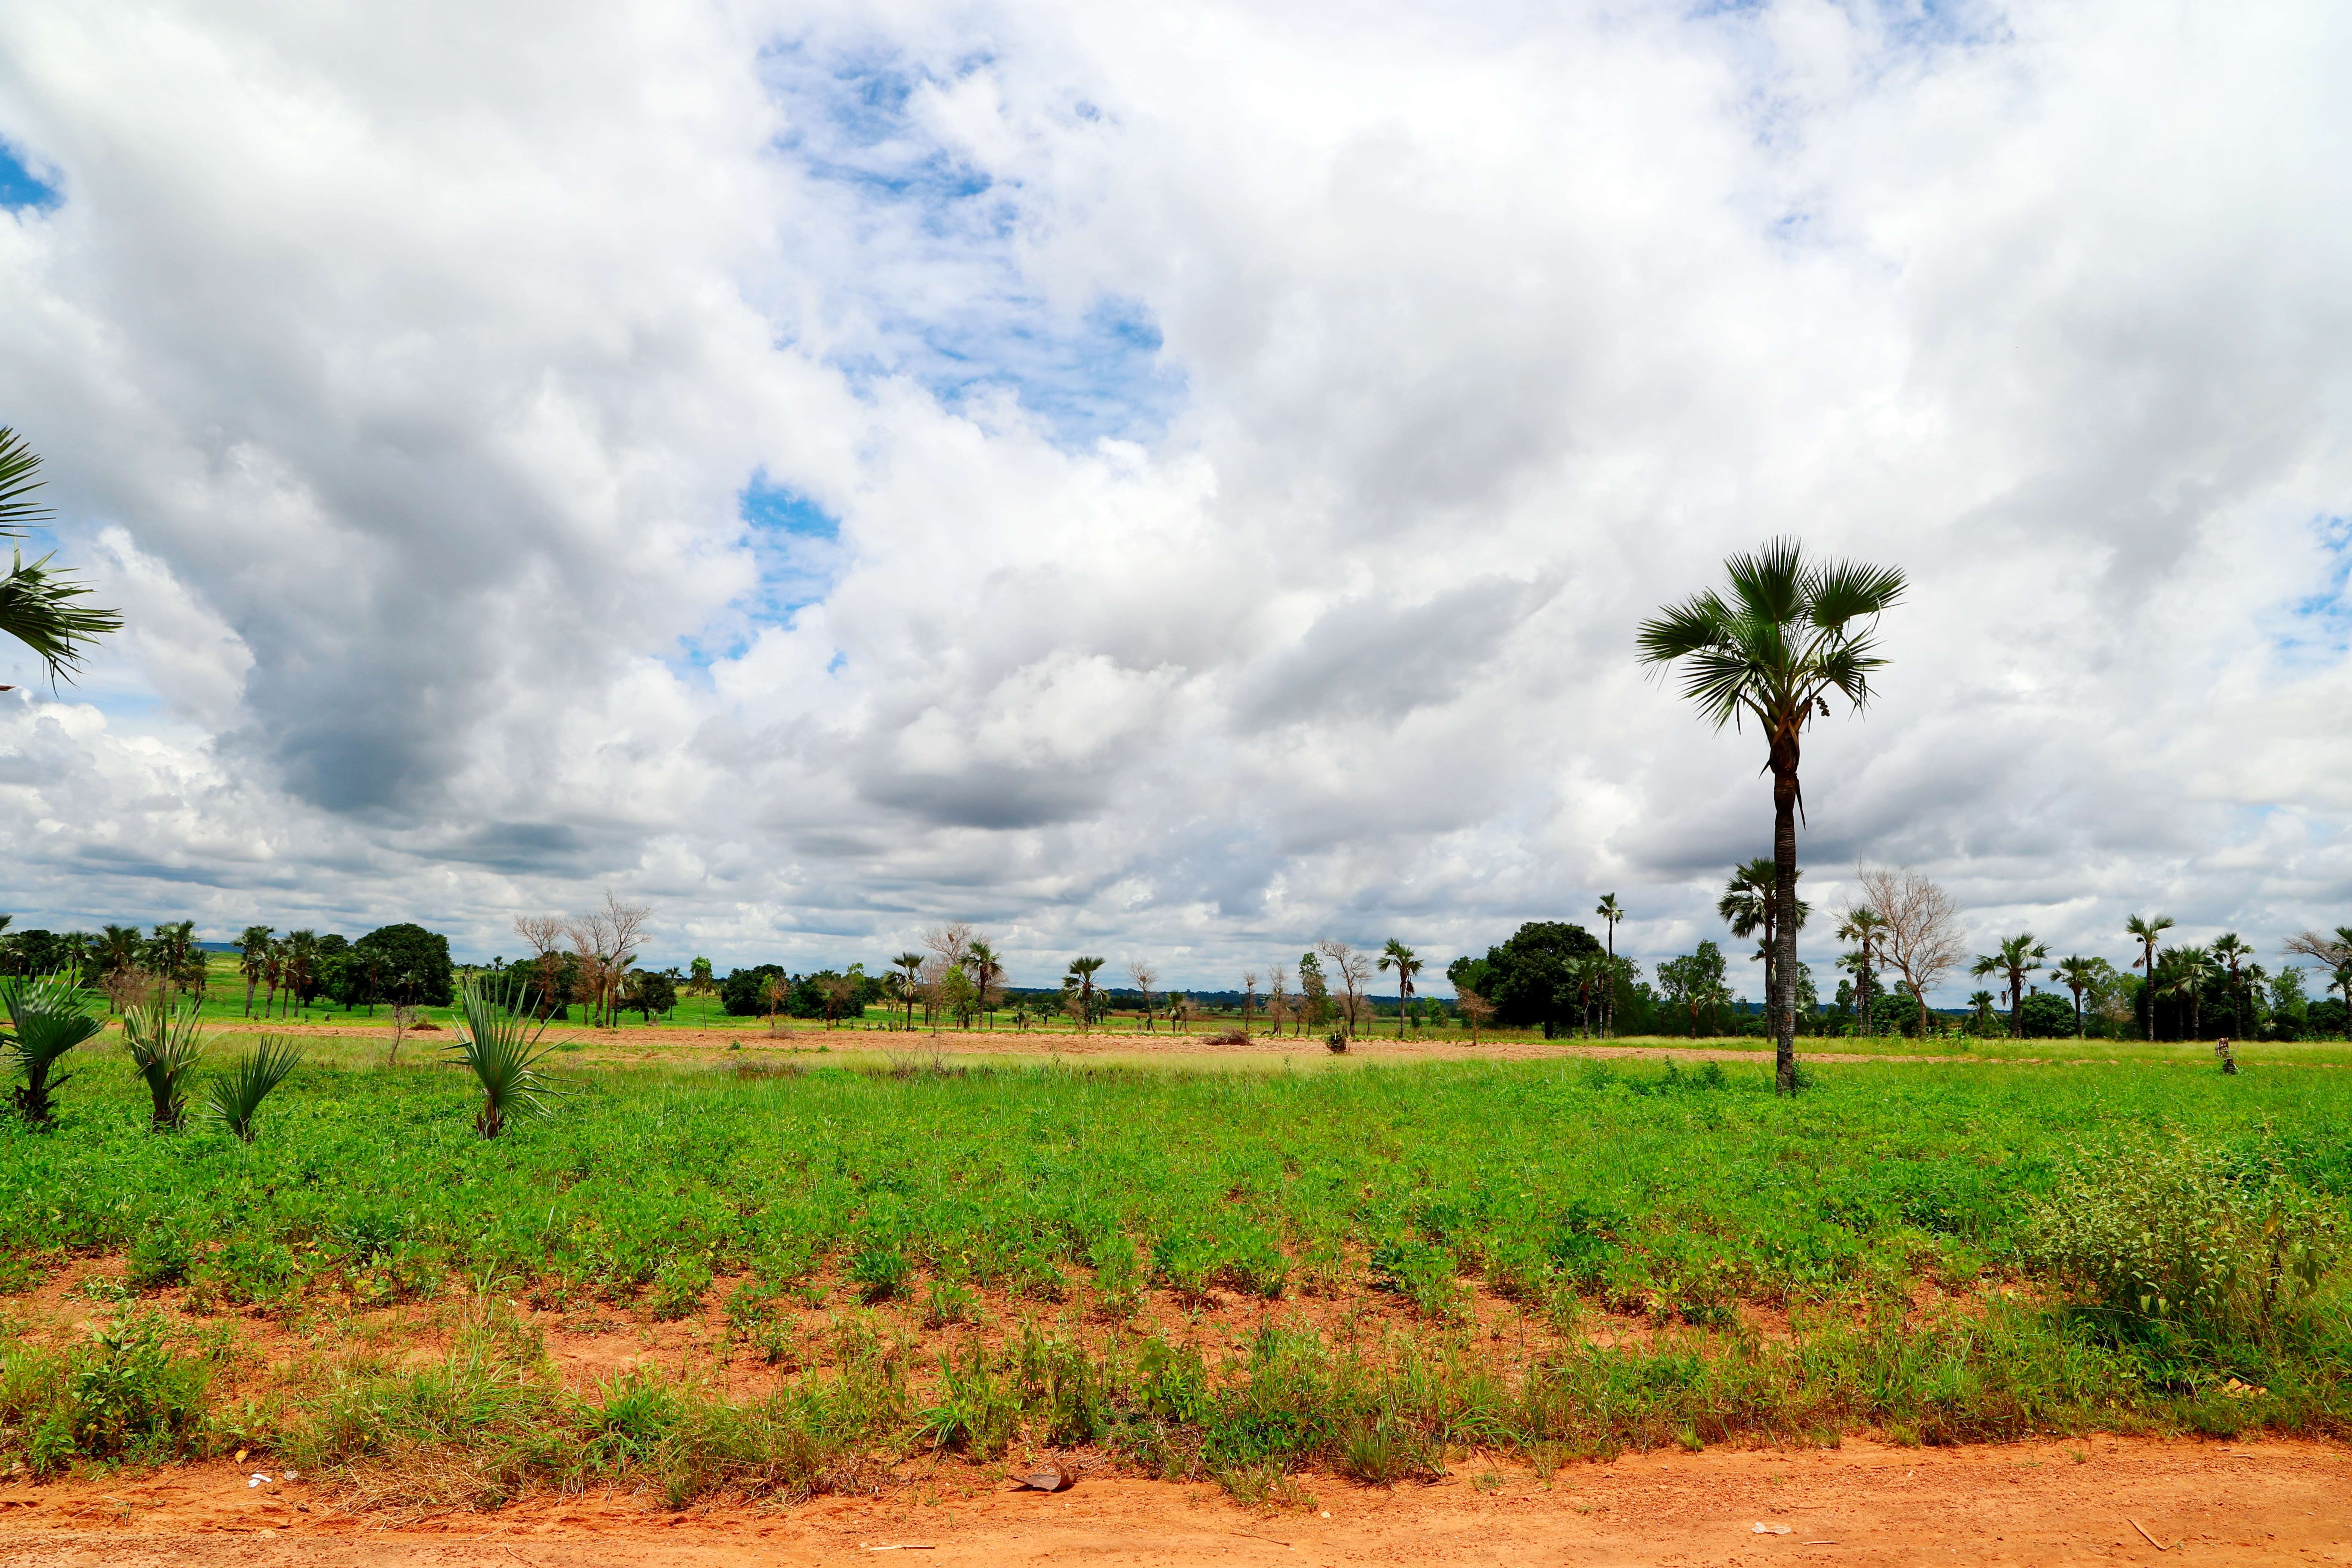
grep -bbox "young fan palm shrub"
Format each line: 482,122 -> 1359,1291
447,977 -> 564,1137
121,1001 -> 207,1129
3,971 -> 104,1126
202,1037 -> 303,1142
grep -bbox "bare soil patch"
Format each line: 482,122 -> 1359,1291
2,1438 -> 2344,1565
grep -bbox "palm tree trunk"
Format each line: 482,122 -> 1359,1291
1770,747 -> 1799,1095
2011,974 -> 2024,1041
1604,927 -> 1615,1038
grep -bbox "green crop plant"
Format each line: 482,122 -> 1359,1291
3,971 -> 104,1126
447,975 -> 564,1137
201,1037 -> 303,1142
1,1050 -> 2348,1501
120,1000 -> 208,1129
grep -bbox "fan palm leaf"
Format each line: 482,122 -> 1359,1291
3,971 -> 104,1125
0,428 -> 124,683
121,1000 -> 209,1129
446,976 -> 565,1137
202,1037 -> 304,1142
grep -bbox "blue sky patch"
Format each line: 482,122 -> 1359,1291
0,140 -> 61,212
2273,514 -> 2350,667
741,473 -> 841,539
758,43 -> 1188,448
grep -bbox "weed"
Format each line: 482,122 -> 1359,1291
650,1256 -> 713,1321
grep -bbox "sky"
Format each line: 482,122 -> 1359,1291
0,0 -> 2347,998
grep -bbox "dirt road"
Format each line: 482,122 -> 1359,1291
3,1438 -> 2344,1566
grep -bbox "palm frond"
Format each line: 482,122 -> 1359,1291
0,427 -> 51,537
1634,591 -> 1734,665
447,976 -> 565,1138
0,549 -> 124,683
1804,559 -> 1908,627
1806,635 -> 1888,709
203,1036 -> 303,1142
4,970 -> 104,1124
1723,537 -> 1805,625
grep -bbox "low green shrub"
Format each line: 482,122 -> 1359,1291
0,1314 -> 211,1475
2026,1133 -> 2343,1346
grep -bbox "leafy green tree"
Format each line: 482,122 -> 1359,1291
1971,933 -> 2049,1040
2267,964 -> 2309,1035
720,964 -> 787,1017
0,428 -> 124,684
1378,939 -> 1422,1039
1296,951 -> 1331,1027
1639,539 -> 1906,1093
2018,992 -> 2076,1039
1968,989 -> 1998,1035
1655,940 -> 1732,1039
351,923 -> 454,1008
1468,921 -> 1605,1035
622,966 -> 679,1022
686,956 -> 716,996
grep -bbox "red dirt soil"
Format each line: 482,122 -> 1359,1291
3,1438 -> 2344,1565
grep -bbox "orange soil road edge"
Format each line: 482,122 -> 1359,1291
2,1438 -> 2346,1566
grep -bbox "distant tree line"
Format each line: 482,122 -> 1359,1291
0,917 -> 453,1015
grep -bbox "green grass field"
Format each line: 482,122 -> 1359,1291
2,1044 -> 2346,1505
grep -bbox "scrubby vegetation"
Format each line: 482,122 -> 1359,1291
2,1049 -> 2345,1503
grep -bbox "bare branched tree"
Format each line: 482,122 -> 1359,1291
1454,985 -> 1496,1045
1857,866 -> 1966,1036
1241,970 -> 1260,1034
514,915 -> 569,1020
923,923 -> 974,972
1317,940 -> 1373,1039
1127,960 -> 1158,1032
1266,963 -> 1292,1037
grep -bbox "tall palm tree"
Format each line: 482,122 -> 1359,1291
1835,907 -> 1888,1031
1639,540 -> 1905,1095
2208,933 -> 2255,1038
2125,914 -> 2174,1041
2053,955 -> 2100,1038
964,942 -> 1003,1030
891,952 -> 925,1031
1594,894 -> 1623,1037
1970,933 -> 2048,1040
1065,956 -> 1106,1037
0,428 -> 124,684
1718,856 -> 1810,1028
1378,939 -> 1421,1039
